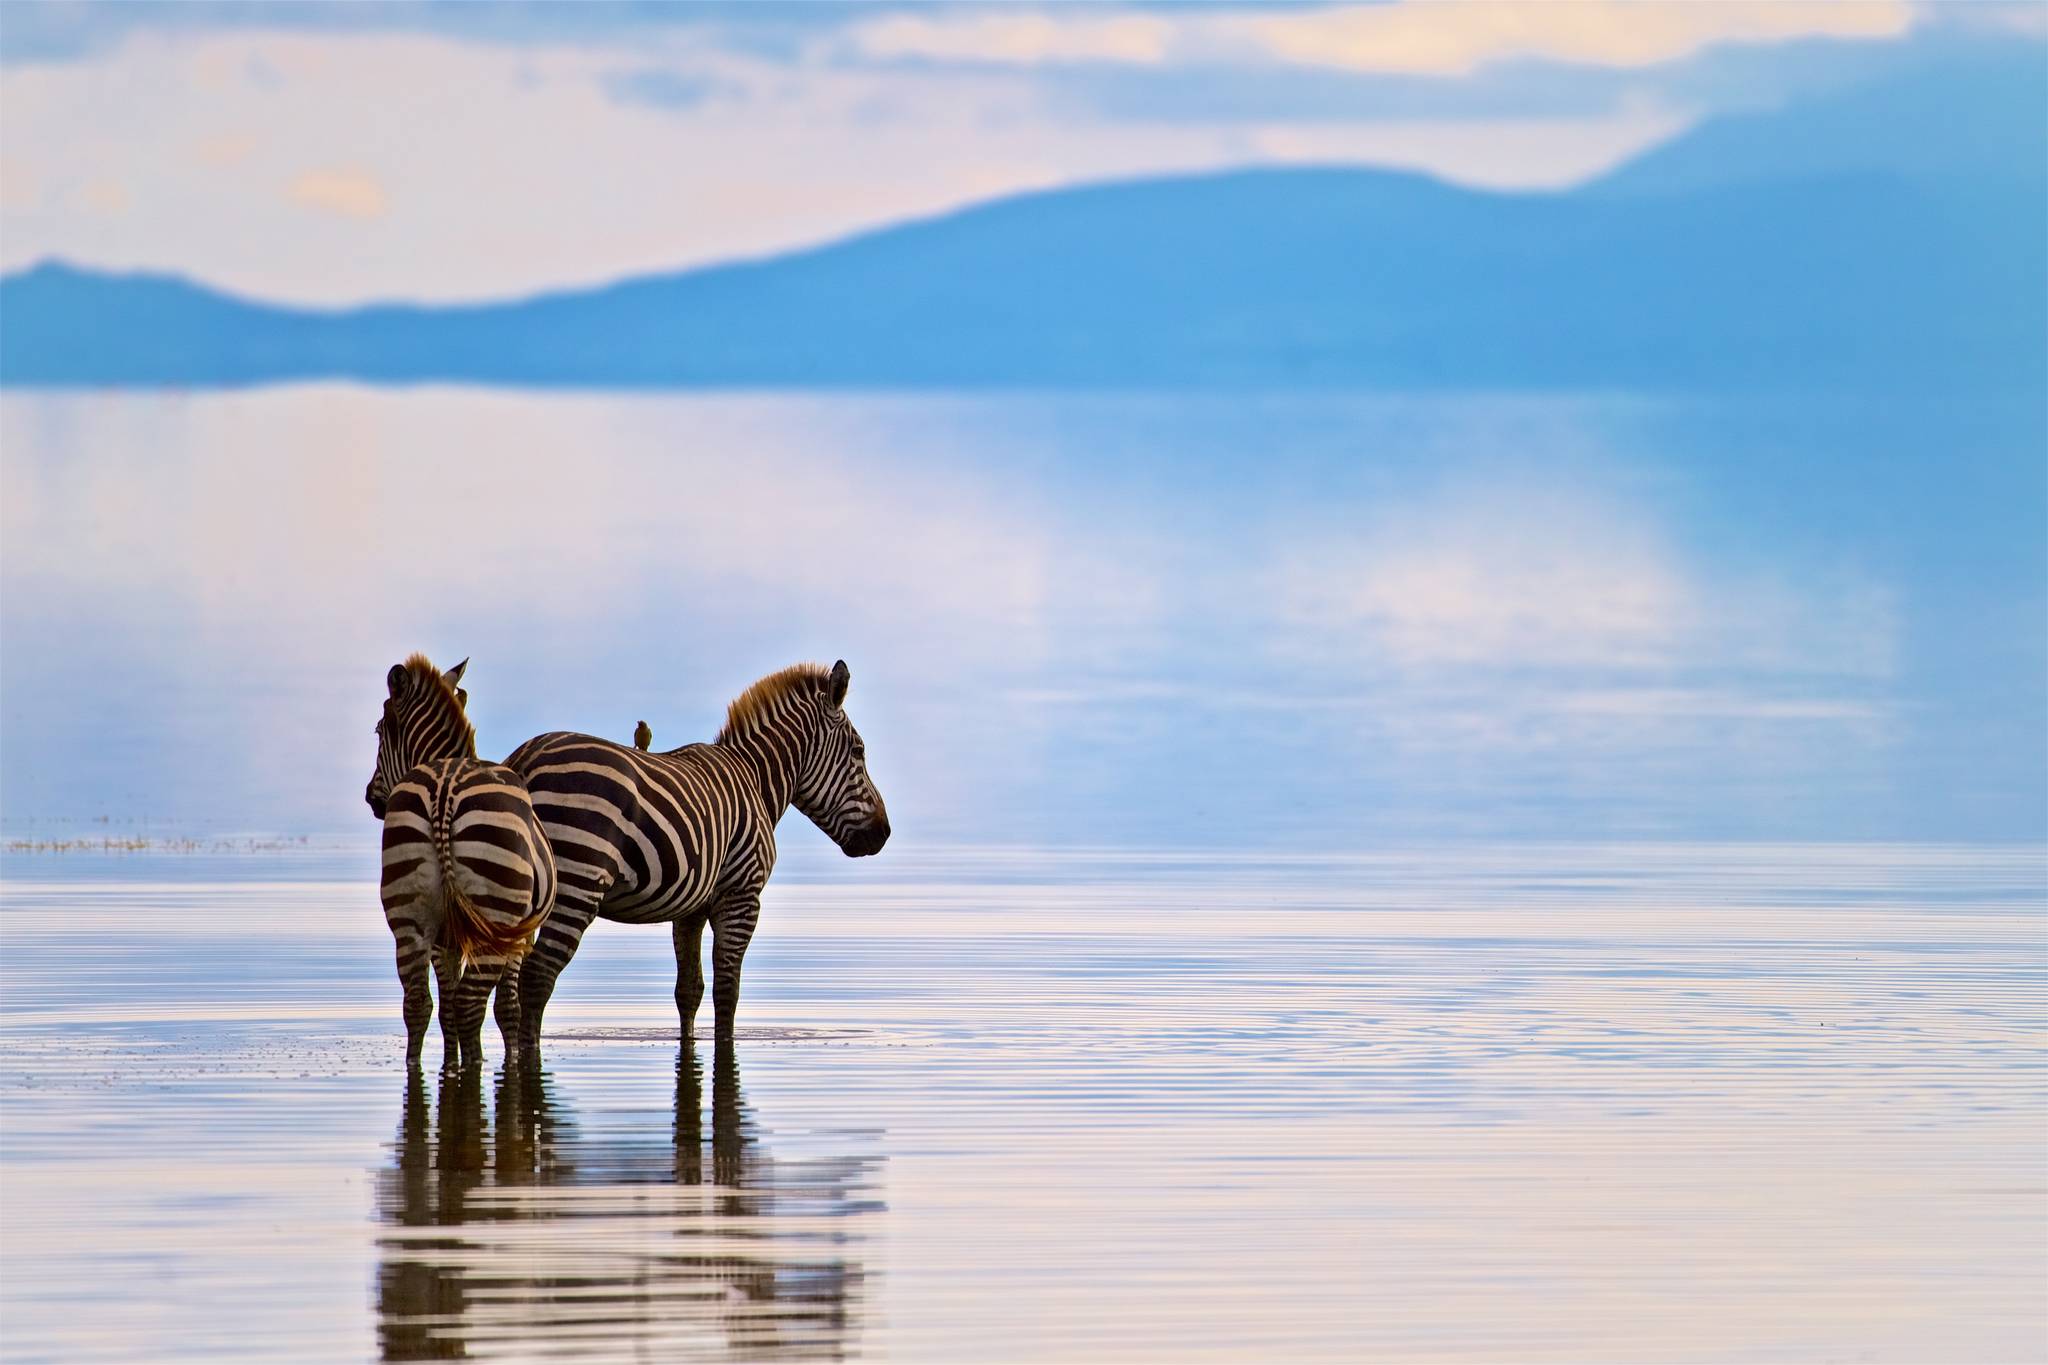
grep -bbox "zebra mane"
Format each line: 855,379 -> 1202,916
717,663 -> 833,743
399,653 -> 477,758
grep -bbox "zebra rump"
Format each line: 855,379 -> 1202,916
384,756 -> 554,968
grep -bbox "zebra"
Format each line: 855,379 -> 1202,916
365,654 -> 558,1069
504,659 -> 888,1054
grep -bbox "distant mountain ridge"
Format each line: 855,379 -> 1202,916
3,58 -> 2042,392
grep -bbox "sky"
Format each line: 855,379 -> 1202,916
1,0 -> 2040,303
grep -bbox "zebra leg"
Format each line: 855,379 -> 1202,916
450,958 -> 501,1069
515,894 -> 600,1061
710,895 -> 760,1040
390,921 -> 435,1068
674,914 -> 706,1036
493,968 -> 522,1062
431,946 -> 462,1072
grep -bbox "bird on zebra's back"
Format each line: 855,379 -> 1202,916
506,659 -> 890,1058
365,654 -> 558,1070
633,720 -> 652,750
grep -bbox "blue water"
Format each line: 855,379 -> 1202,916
2,389 -> 2041,846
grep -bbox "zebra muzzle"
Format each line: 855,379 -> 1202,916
843,818 -> 890,857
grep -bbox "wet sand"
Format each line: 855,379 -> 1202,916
2,844 -> 2043,1361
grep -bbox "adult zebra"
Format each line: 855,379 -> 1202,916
506,659 -> 889,1053
366,655 -> 558,1069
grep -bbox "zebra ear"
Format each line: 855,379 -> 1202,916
443,658 -> 468,688
455,688 -> 469,710
386,664 -> 406,696
828,660 -> 850,709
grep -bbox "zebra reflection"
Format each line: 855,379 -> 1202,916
374,1044 -> 877,1361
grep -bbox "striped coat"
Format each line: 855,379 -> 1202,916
505,660 -> 888,1052
367,655 -> 557,1069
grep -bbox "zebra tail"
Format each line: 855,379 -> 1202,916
441,872 -> 547,972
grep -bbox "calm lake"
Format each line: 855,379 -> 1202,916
1,841 -> 2043,1361
2,387 -> 2044,1359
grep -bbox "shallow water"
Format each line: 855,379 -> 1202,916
2,843 -> 2044,1362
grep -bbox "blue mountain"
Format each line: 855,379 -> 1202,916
3,57 -> 2041,391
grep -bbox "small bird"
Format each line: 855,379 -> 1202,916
633,720 -> 653,751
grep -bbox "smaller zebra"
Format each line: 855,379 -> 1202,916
365,655 -> 557,1069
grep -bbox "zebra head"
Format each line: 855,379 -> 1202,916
793,660 -> 891,858
365,655 -> 475,820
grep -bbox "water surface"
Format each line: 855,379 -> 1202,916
3,389 -> 2041,844
3,843 -> 2042,1361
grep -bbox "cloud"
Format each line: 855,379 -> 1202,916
0,0 -> 1966,75
851,12 -> 1175,66
80,179 -> 130,214
289,167 -> 385,218
845,2 -> 1918,75
599,67 -> 731,110
193,133 -> 258,167
0,157 -> 34,211
1227,2 -> 1917,78
1930,2 -> 2048,40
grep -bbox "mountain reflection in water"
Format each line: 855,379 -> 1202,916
374,1042 -> 881,1361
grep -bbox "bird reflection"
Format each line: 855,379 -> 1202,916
374,1041 -> 876,1361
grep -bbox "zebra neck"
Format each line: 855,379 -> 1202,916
722,725 -> 805,820
423,736 -> 476,763
412,733 -> 477,766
